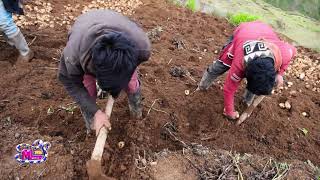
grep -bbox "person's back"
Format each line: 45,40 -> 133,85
64,10 -> 150,75
233,21 -> 278,40
198,21 -> 296,120
58,10 -> 151,135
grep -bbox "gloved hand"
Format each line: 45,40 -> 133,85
276,74 -> 284,89
92,110 -> 111,136
223,108 -> 239,120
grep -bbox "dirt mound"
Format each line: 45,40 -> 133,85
0,0 -> 319,179
148,149 -> 319,180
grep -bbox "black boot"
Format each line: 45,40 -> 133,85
128,88 -> 142,119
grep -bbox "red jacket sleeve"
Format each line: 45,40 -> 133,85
223,63 -> 244,114
279,44 -> 297,76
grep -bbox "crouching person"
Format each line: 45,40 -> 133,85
198,21 -> 296,120
58,10 -> 151,135
0,0 -> 34,61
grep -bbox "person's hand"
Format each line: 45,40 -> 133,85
223,108 -> 239,120
92,110 -> 111,136
276,74 -> 284,89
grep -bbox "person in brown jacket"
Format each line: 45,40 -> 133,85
58,10 -> 151,135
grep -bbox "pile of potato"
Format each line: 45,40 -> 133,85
13,0 -> 143,29
286,55 -> 320,93
13,1 -> 54,29
82,0 -> 143,15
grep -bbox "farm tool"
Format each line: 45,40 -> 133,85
86,95 -> 116,180
236,95 -> 265,125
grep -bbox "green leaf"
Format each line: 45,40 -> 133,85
186,0 -> 197,12
228,13 -> 261,26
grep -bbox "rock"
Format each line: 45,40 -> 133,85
305,84 -> 311,89
214,50 -> 218,54
299,73 -> 305,80
185,90 -> 190,96
169,66 -> 186,77
279,103 -> 285,109
302,112 -> 308,117
287,81 -> 293,87
14,133 -> 20,139
118,141 -> 125,149
120,164 -> 127,171
285,101 -> 291,110
150,161 -> 157,166
141,158 -> 147,166
289,90 -> 297,97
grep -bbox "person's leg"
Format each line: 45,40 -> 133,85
198,60 -> 230,90
0,1 -> 33,61
81,74 -> 97,130
125,70 -> 142,119
243,89 -> 255,106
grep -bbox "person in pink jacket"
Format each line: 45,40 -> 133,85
198,21 -> 297,120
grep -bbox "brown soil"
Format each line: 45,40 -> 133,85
148,149 -> 318,180
0,0 -> 319,179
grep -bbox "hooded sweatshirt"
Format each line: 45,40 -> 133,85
58,10 -> 151,120
219,21 -> 296,115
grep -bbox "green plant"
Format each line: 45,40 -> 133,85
229,13 -> 261,26
186,0 -> 197,12
59,104 -> 77,114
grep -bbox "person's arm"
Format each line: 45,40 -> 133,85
58,56 -> 99,122
223,69 -> 242,118
278,45 -> 297,76
276,45 -> 297,88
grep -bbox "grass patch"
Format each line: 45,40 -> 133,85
228,12 -> 261,26
186,0 -> 197,12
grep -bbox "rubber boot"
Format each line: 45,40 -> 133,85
198,70 -> 214,90
80,107 -> 94,133
243,89 -> 255,107
7,30 -> 34,62
1,33 -> 14,46
128,88 -> 142,119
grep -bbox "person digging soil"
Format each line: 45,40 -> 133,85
198,21 -> 297,120
57,9 -> 151,135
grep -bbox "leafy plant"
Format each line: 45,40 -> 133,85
59,104 -> 77,114
228,13 -> 261,26
186,0 -> 197,12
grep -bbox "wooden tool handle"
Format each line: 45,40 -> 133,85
237,95 -> 265,125
91,95 -> 115,161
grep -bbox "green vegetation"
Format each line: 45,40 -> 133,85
264,0 -> 320,20
186,0 -> 197,11
228,13 -> 261,26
